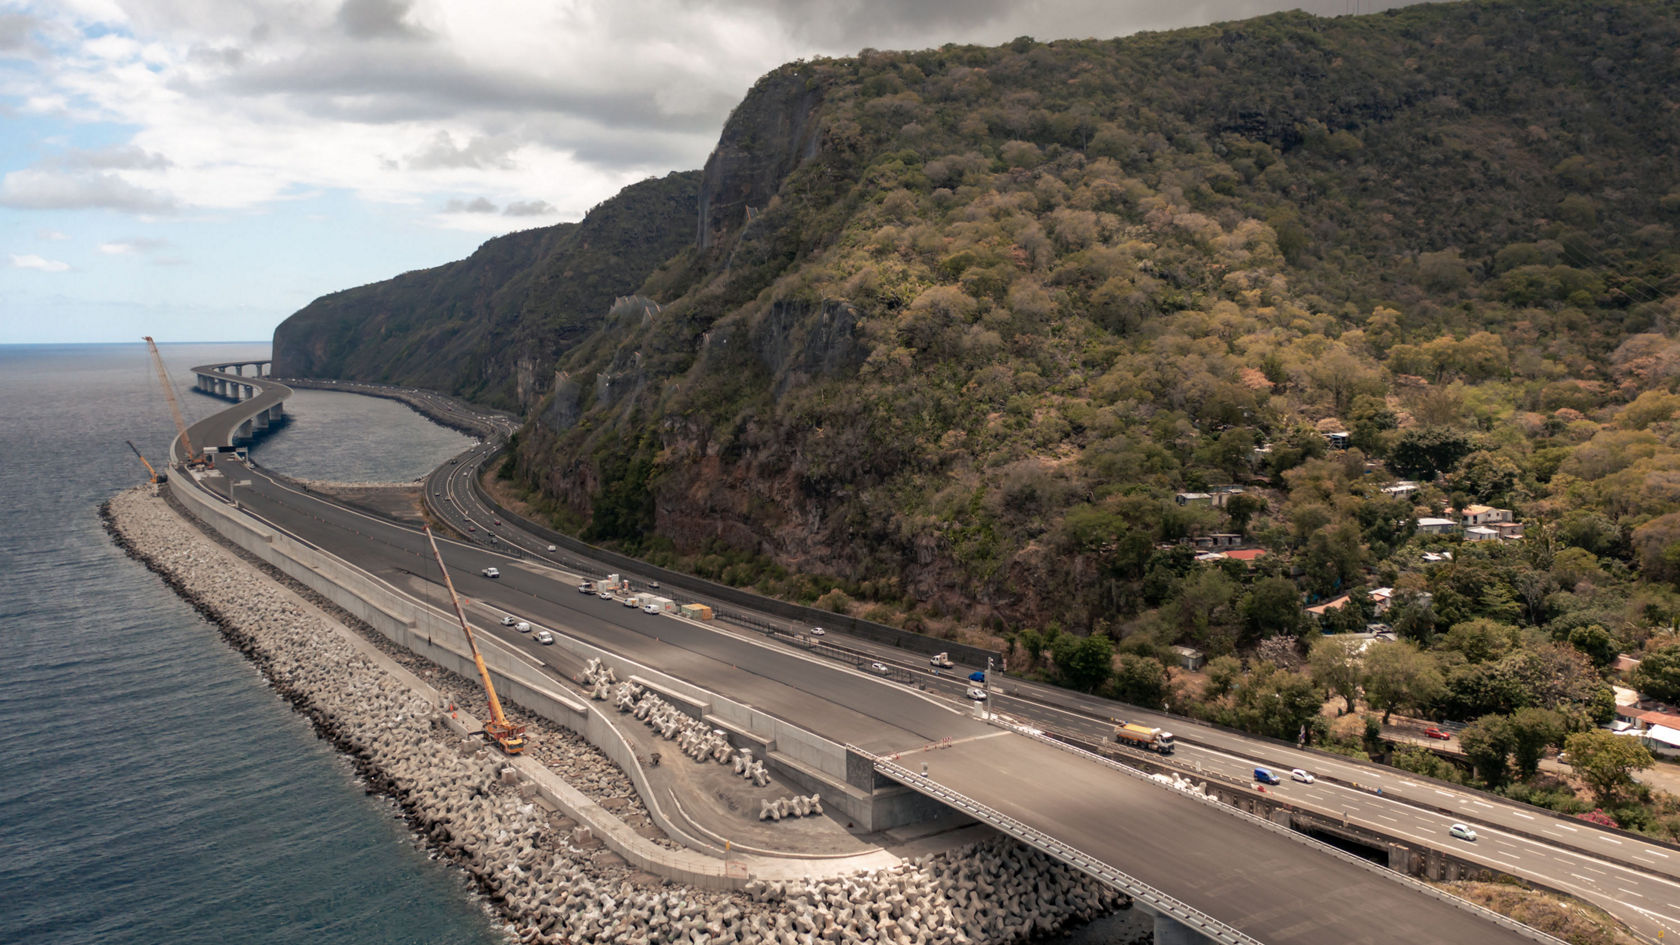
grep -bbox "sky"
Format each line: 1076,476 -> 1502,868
0,0 -> 1423,344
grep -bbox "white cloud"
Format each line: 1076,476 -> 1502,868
100,237 -> 168,254
36,228 -> 68,240
0,168 -> 176,212
11,253 -> 70,271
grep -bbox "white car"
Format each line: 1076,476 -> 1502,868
1449,823 -> 1477,842
869,661 -> 888,675
515,622 -> 531,633
500,616 -> 516,627
642,602 -> 663,614
811,627 -> 826,636
966,687 -> 987,701
547,544 -> 557,552
535,630 -> 554,645
481,567 -> 500,578
1291,768 -> 1314,784
598,590 -> 613,600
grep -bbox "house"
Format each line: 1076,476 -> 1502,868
1171,645 -> 1206,672
1191,533 -> 1245,550
1194,552 -> 1227,563
1613,654 -> 1643,676
1381,480 -> 1419,497
1369,587 -> 1395,614
1464,525 -> 1500,542
1493,521 -> 1526,540
1307,595 -> 1352,618
1621,706 -> 1680,759
1175,492 -> 1215,507
1462,505 -> 1514,527
1416,517 -> 1458,535
1324,431 -> 1350,450
1225,548 -> 1268,566
1422,551 -> 1454,563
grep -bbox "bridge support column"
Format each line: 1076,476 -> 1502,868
1153,913 -> 1215,945
236,418 -> 254,442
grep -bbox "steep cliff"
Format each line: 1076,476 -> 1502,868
272,170 -> 701,410
507,0 -> 1680,636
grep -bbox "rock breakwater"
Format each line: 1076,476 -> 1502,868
102,486 -> 1129,945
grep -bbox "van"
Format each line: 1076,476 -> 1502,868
1254,767 -> 1281,785
515,621 -> 531,633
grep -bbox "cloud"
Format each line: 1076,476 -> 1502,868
45,144 -> 173,171
0,169 -> 176,213
337,0 -> 431,41
502,199 -> 554,217
407,131 -> 518,170
443,196 -> 498,213
0,12 -> 45,59
10,254 -> 70,272
100,237 -> 170,254
37,228 -> 68,240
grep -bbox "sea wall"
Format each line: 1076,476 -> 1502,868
103,486 -> 1134,945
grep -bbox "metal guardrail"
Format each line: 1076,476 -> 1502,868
999,723 -> 1572,945
856,744 -> 1262,945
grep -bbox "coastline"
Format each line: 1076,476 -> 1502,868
101,484 -> 1139,945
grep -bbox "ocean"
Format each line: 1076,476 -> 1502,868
0,343 -> 499,945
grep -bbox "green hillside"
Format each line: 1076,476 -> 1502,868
281,0 -> 1680,809
272,170 -> 700,409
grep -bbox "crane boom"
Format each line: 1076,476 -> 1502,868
142,336 -> 206,467
125,440 -> 167,484
424,526 -> 525,754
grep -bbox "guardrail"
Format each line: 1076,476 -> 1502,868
859,744 -> 1262,945
995,722 -> 1571,945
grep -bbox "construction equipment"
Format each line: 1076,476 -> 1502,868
125,440 -> 168,486
141,336 -> 211,469
424,526 -> 526,755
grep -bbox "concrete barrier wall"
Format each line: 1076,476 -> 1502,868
167,474 -> 755,884
168,471 -> 879,832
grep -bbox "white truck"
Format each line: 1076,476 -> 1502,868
641,595 -> 677,615
929,652 -> 954,668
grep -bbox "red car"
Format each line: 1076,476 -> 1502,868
1423,726 -> 1452,740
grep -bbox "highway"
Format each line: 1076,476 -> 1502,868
419,440 -> 1680,937
174,371 -> 1678,943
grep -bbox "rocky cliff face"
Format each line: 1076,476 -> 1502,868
696,67 -> 825,252
271,171 -> 701,410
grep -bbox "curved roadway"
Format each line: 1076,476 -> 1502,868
169,369 -> 1675,944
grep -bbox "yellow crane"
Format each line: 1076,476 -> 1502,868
142,336 -> 211,469
125,440 -> 168,486
424,526 -> 526,755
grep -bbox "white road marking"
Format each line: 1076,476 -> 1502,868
1555,824 -> 1578,832
1435,789 -> 1454,797
1511,812 -> 1534,819
1599,836 -> 1623,844
1473,800 -> 1494,808
1621,890 -> 1645,899
1570,873 -> 1593,883
1635,850 -> 1670,859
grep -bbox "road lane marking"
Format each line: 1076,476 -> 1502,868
1473,800 -> 1493,808
1555,824 -> 1578,831
1599,836 -> 1623,844
1635,850 -> 1669,858
1511,812 -> 1533,819
1435,789 -> 1454,797
1620,890 -> 1645,899
1572,873 -> 1593,882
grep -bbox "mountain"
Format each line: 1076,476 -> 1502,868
272,170 -> 701,410
276,0 -> 1680,666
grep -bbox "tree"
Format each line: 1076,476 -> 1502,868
1240,577 -> 1303,644
1458,714 -> 1514,788
1362,642 -> 1443,723
1391,427 -> 1477,480
1111,654 -> 1171,707
1507,707 -> 1567,780
1052,631 -> 1114,693
1630,643 -> 1680,703
1309,635 -> 1364,713
1565,730 -> 1654,804
1565,624 -> 1617,669
1203,654 -> 1243,700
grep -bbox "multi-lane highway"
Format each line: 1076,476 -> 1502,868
175,370 -> 1680,943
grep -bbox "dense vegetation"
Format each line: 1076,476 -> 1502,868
286,0 -> 1680,828
273,171 -> 700,409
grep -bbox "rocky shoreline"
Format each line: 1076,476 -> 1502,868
102,486 -> 1134,945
